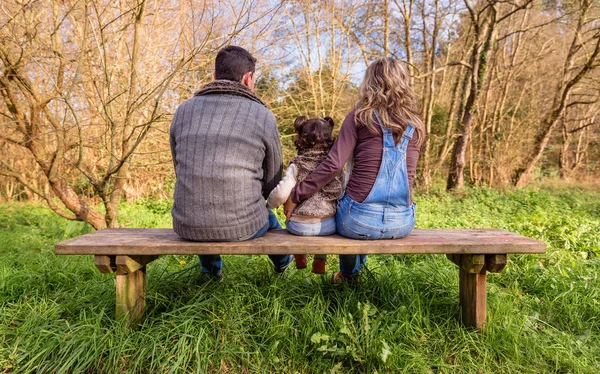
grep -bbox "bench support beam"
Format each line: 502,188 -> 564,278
459,265 -> 487,328
116,266 -> 146,324
485,254 -> 507,273
94,255 -> 116,273
103,255 -> 159,325
448,254 -> 508,329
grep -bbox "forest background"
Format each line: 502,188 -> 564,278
1,0 -> 599,229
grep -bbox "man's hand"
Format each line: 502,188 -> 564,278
283,196 -> 297,220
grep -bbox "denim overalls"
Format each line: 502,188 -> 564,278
335,110 -> 416,277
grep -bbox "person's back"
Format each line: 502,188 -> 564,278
170,46 -> 292,279
171,84 -> 281,241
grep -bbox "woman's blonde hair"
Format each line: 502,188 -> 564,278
355,58 -> 425,147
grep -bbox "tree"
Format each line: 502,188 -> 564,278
513,0 -> 600,186
0,0 -> 281,228
446,0 -> 533,190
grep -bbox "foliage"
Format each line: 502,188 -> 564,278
1,186 -> 599,372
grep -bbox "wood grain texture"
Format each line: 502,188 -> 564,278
461,254 -> 485,273
115,267 -> 146,325
94,255 -> 116,274
446,254 -> 461,266
56,228 -> 546,255
460,266 -> 487,328
116,255 -> 159,274
485,254 -> 507,273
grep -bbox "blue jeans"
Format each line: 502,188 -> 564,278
336,195 -> 415,277
286,217 -> 336,236
336,195 -> 416,240
199,210 -> 292,276
286,217 -> 335,259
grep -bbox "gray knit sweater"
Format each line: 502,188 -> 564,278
170,80 -> 283,240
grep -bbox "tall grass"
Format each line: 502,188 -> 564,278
1,186 -> 599,373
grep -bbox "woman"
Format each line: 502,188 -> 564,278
284,58 -> 425,283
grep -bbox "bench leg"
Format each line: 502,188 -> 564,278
107,255 -> 158,325
459,266 -> 487,328
448,254 -> 508,329
116,266 -> 146,325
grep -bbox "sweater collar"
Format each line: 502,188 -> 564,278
194,80 -> 266,107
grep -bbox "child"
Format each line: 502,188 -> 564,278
268,116 -> 344,274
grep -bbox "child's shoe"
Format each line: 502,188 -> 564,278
311,257 -> 326,274
294,255 -> 308,269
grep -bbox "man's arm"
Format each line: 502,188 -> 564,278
262,113 -> 283,199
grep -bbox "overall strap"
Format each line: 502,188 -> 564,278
374,109 -> 395,148
373,109 -> 386,132
400,125 -> 415,149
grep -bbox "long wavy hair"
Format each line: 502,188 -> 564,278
355,58 -> 425,147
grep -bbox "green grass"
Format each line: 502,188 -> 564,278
1,186 -> 599,373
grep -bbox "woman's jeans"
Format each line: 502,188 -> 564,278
199,210 -> 292,276
335,195 -> 416,278
286,217 -> 336,259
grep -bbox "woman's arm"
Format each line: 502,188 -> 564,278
291,112 -> 358,204
267,164 -> 298,209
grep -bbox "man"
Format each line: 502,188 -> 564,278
170,46 -> 292,278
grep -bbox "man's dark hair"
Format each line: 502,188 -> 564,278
215,46 -> 257,82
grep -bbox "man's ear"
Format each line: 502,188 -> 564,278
241,71 -> 255,90
294,116 -> 307,130
213,71 -> 217,80
323,117 -> 335,128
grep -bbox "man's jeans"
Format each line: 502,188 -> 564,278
199,210 -> 291,276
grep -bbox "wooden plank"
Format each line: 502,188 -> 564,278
485,254 -> 507,273
460,266 -> 487,329
94,255 -> 116,273
461,254 -> 485,273
116,266 -> 146,325
55,228 -> 547,256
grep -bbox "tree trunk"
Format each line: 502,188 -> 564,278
447,4 -> 496,191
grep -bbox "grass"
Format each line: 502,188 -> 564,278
1,185 -> 599,373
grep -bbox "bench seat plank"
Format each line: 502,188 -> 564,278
55,228 -> 545,256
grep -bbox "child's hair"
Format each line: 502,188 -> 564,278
293,116 -> 335,152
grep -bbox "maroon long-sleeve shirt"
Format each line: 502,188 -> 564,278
291,111 -> 421,204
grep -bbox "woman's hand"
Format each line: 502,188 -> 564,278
283,196 -> 297,220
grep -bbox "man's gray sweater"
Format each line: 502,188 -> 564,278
170,80 -> 283,240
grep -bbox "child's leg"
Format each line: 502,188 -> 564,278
312,254 -> 326,274
286,218 -> 334,273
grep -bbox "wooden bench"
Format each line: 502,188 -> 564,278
55,228 -> 545,328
